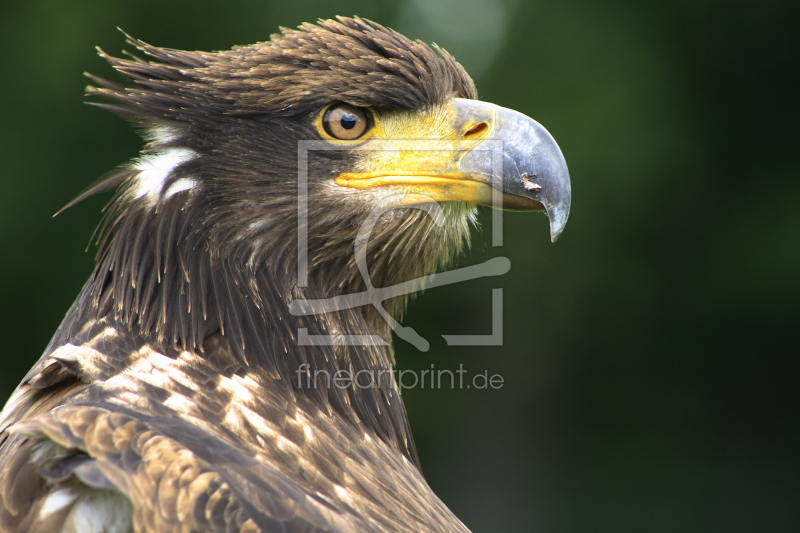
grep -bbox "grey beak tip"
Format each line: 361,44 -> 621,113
547,205 -> 569,242
506,110 -> 571,244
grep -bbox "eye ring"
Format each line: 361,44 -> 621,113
322,103 -> 371,140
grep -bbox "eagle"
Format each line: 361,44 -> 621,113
0,17 -> 569,533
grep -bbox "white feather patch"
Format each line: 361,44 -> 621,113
38,489 -> 78,519
132,148 -> 197,200
163,177 -> 197,198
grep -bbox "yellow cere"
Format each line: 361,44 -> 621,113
327,100 -> 500,207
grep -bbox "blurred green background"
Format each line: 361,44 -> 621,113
1,1 -> 797,531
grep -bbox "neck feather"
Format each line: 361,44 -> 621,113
59,178 -> 474,464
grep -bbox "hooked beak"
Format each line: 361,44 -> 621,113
335,98 -> 571,241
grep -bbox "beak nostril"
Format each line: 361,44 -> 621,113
463,122 -> 488,139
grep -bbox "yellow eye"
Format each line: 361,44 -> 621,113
323,104 -> 371,140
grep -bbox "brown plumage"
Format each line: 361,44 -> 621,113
0,15 -> 570,533
90,18 -> 476,118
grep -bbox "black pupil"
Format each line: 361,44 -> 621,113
340,113 -> 357,130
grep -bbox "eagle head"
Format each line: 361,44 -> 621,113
67,15 -> 569,425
